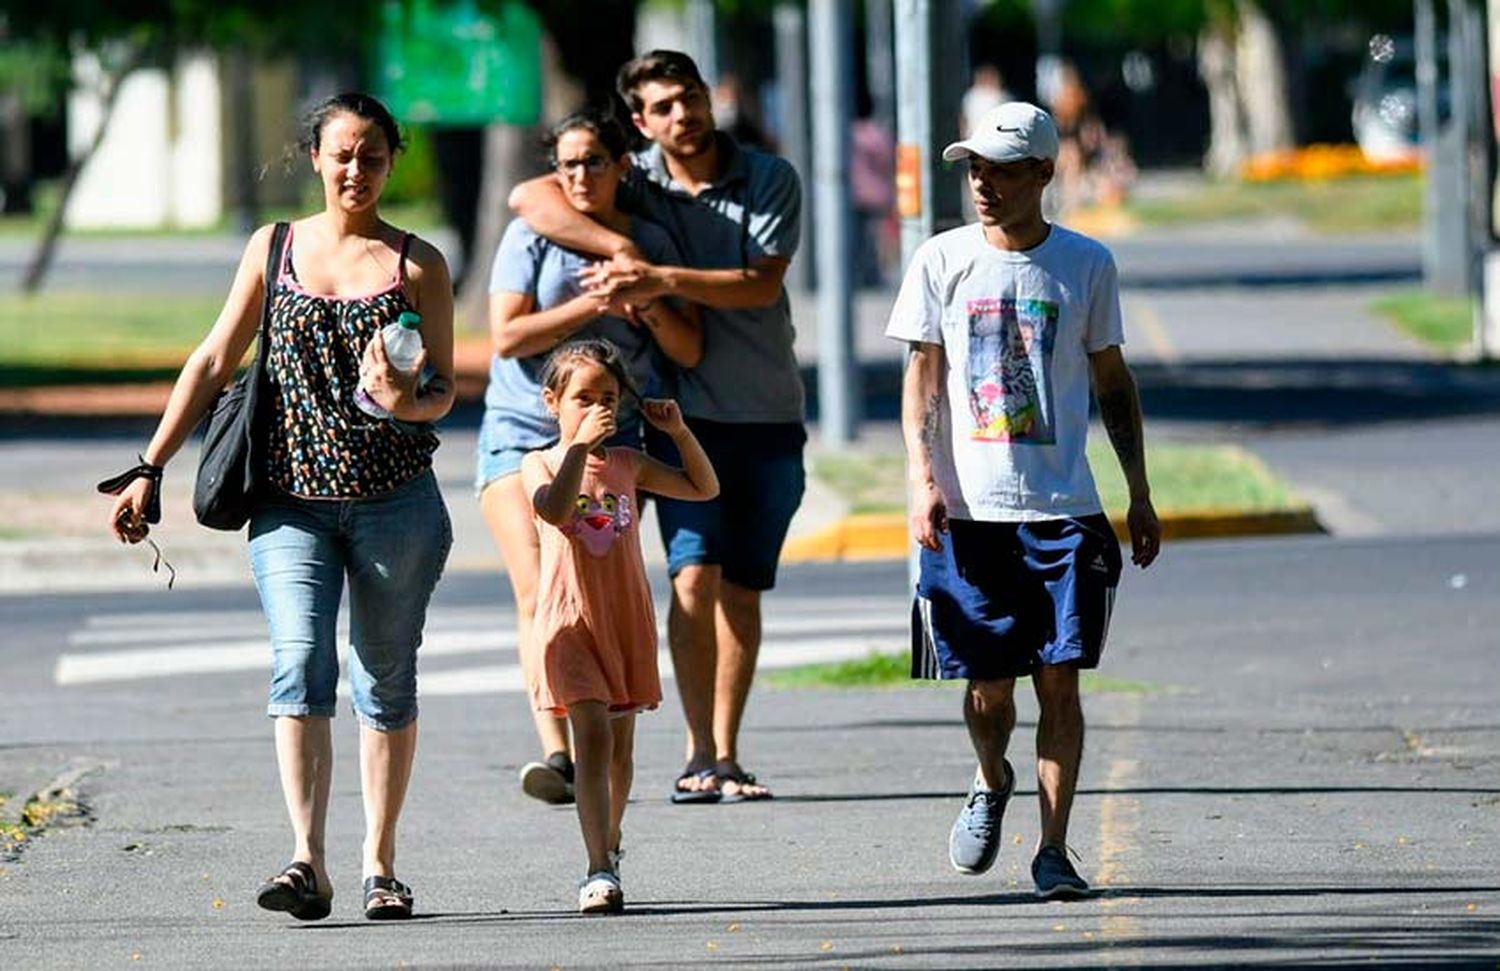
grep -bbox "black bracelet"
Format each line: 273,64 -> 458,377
95,455 -> 165,524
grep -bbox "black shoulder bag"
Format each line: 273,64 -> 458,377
192,221 -> 291,531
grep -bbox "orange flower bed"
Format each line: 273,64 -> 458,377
1240,143 -> 1422,182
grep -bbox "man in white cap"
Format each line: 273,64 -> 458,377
885,102 -> 1161,899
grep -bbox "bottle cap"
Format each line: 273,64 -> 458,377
397,310 -> 422,329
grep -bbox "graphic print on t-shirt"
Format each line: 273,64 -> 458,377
966,296 -> 1058,444
562,492 -> 634,557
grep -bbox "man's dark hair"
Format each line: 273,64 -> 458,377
615,50 -> 708,113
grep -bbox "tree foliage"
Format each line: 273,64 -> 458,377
1060,0 -> 1414,47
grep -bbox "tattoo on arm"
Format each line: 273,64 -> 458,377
1097,388 -> 1141,470
919,391 -> 943,462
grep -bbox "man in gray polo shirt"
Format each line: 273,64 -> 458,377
509,50 -> 803,804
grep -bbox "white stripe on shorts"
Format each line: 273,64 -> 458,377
1099,585 -> 1116,651
914,594 -> 940,679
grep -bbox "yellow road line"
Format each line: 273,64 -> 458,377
1127,296 -> 1182,369
1097,697 -> 1142,951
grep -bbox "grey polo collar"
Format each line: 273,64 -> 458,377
638,131 -> 749,194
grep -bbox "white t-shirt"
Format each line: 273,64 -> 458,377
885,223 -> 1124,521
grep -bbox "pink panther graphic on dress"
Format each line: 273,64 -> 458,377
563,492 -> 634,557
966,296 -> 1058,444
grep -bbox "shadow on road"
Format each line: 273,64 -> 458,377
777,784 -> 1500,805
1134,358 -> 1500,428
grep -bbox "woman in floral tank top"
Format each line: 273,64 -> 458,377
103,93 -> 454,922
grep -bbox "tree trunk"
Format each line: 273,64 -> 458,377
456,122 -> 537,332
1198,22 -> 1247,178
1233,0 -> 1294,155
0,90 -> 32,215
22,43 -> 145,293
453,26 -> 607,332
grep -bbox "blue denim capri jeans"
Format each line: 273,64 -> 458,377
249,470 -> 452,731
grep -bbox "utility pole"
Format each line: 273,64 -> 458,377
1449,0 -> 1496,360
895,0 -> 965,271
774,3 -> 813,292
810,0 -> 858,446
1415,0 -> 1446,288
866,0 -> 896,130
896,0 -> 965,580
685,0 -> 718,87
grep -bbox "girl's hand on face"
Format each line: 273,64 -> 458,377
574,402 -> 616,449
360,331 -> 425,412
642,398 -> 686,435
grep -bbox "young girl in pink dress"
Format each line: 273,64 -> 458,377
521,338 -> 719,913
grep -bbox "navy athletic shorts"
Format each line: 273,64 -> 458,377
645,419 -> 806,592
911,514 -> 1122,681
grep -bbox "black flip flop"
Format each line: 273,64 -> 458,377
256,861 -> 332,921
718,768 -> 773,804
669,767 -> 722,804
363,875 -> 414,920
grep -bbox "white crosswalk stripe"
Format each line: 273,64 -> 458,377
54,595 -> 909,696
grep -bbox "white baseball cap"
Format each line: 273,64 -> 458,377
942,102 -> 1059,163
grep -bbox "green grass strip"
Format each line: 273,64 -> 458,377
1124,173 -> 1422,234
0,291 -> 231,387
813,441 -> 1300,519
1372,289 -> 1475,353
765,651 -> 1176,694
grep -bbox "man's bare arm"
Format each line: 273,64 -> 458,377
902,341 -> 949,550
581,254 -> 788,311
508,175 -> 637,258
1089,346 -> 1148,500
1089,345 -> 1161,566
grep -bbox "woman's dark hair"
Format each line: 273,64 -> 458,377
616,49 -> 707,112
540,337 -> 640,403
544,107 -> 630,163
298,92 -> 405,155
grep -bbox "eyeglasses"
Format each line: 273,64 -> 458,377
554,155 -> 611,176
144,537 -> 176,590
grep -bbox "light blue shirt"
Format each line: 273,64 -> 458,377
482,216 -> 682,451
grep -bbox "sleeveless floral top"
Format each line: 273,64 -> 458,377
264,226 -> 439,498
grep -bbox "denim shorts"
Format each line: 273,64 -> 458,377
911,515 -> 1122,681
249,470 -> 452,731
645,419 -> 806,591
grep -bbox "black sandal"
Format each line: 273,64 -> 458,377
255,861 -> 332,921
363,875 -> 414,920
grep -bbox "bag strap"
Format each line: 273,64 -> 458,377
256,222 -> 291,355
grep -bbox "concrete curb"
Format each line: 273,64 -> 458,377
782,506 -> 1325,564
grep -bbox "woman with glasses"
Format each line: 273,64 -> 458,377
477,108 -> 700,805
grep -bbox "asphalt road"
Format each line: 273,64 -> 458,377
1,538 -> 1497,968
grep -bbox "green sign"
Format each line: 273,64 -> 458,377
378,0 -> 542,126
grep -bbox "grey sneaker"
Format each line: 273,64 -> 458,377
948,760 -> 1014,875
1032,844 -> 1091,899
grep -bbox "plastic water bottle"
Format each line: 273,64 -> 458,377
354,311 -> 424,419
